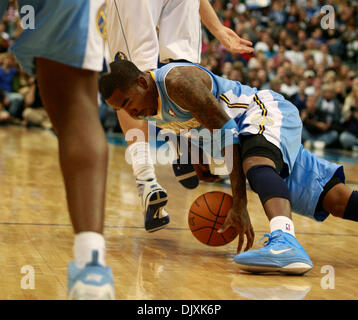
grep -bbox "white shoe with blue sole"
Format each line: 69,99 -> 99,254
137,178 -> 170,232
234,230 -> 313,275
68,251 -> 115,300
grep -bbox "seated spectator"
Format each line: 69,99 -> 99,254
228,68 -> 244,82
280,72 -> 299,101
266,58 -> 276,80
0,88 -> 11,124
345,71 -> 358,93
323,70 -> 336,85
269,0 -> 286,25
13,67 -> 34,96
339,106 -> 358,150
317,83 -> 342,130
221,61 -> 233,78
301,95 -> 339,149
303,69 -> 316,96
334,80 -> 347,106
272,45 -> 290,68
241,16 -> 259,43
21,80 -> 51,130
0,53 -> 24,119
0,22 -> 10,53
284,42 -> 305,66
313,76 -> 323,98
319,43 -> 334,66
254,32 -> 270,53
257,68 -> 270,90
304,52 -> 316,70
304,0 -> 319,21
311,27 -> 326,47
269,76 -> 282,94
285,15 -> 300,39
342,83 -> 358,119
293,80 -> 307,112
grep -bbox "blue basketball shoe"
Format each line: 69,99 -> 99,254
233,230 -> 313,275
68,251 -> 115,300
137,178 -> 170,232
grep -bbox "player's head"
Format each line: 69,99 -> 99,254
99,60 -> 158,119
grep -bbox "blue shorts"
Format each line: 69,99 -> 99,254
9,0 -> 105,76
285,145 -> 345,221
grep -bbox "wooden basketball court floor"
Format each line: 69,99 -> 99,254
1,125 -> 358,300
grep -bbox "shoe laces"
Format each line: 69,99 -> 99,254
258,232 -> 286,248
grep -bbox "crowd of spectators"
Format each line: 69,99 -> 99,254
1,0 -> 358,151
202,0 -> 358,151
0,0 -> 51,129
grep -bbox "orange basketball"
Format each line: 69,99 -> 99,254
188,191 -> 239,246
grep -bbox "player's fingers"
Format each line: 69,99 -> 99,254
244,229 -> 254,251
240,38 -> 253,46
237,233 -> 244,253
217,220 -> 230,233
239,45 -> 254,53
229,45 -> 254,54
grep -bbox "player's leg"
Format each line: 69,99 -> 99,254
158,0 -> 202,64
106,0 -> 169,232
321,180 -> 358,222
12,0 -> 114,299
242,154 -> 292,223
106,0 -> 163,70
121,110 -> 170,232
233,94 -> 312,274
36,59 -> 107,234
232,136 -> 312,275
36,59 -> 114,299
157,0 -> 202,189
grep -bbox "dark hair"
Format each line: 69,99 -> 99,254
99,60 -> 143,100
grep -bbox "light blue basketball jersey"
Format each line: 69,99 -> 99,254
8,0 -> 105,76
143,62 -> 259,133
143,62 -> 301,171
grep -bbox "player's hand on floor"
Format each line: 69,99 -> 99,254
218,202 -> 255,253
216,26 -> 254,54
192,163 -> 221,183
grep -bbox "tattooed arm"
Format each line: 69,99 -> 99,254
166,66 -> 254,252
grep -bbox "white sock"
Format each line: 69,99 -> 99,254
269,216 -> 295,237
74,232 -> 106,268
126,142 -> 155,181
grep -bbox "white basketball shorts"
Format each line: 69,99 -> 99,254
106,0 -> 201,71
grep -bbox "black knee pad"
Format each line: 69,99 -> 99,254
246,165 -> 290,204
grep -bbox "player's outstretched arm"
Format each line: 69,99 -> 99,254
165,66 -> 254,252
199,0 -> 254,54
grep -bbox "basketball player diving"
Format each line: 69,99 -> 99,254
106,0 -> 254,233
99,60 -> 358,275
